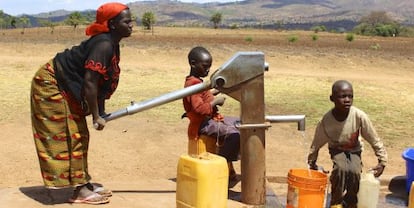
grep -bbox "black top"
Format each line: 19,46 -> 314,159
53,33 -> 120,102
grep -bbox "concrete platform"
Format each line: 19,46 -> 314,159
0,179 -> 281,208
0,175 -> 409,208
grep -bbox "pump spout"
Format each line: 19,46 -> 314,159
265,115 -> 306,131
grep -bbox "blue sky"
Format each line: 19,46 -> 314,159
0,0 -> 237,16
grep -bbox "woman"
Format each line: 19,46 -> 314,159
30,2 -> 133,204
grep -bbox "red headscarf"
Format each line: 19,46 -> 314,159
85,2 -> 128,36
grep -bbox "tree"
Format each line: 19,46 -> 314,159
0,10 -> 14,29
360,11 -> 394,26
0,18 -> 5,30
38,19 -> 58,34
0,10 -> 5,29
18,16 -> 30,34
83,11 -> 95,25
275,20 -> 285,30
353,11 -> 402,37
210,12 -> 222,29
10,17 -> 17,28
142,11 -> 155,30
65,12 -> 86,30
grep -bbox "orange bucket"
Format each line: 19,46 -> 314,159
286,169 -> 328,208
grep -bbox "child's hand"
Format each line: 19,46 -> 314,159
309,162 -> 318,170
210,89 -> 220,96
371,163 -> 385,177
308,161 -> 329,173
212,96 -> 225,106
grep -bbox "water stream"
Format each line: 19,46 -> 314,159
300,130 -> 313,177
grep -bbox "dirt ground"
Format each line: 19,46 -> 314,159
0,26 -> 413,206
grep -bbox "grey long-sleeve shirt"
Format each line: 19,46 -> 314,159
308,106 -> 388,166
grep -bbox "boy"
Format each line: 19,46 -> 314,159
307,80 -> 387,208
182,46 -> 240,180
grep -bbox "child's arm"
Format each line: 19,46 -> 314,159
308,120 -> 329,170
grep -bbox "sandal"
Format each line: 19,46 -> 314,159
68,192 -> 110,205
86,183 -> 113,197
94,186 -> 113,197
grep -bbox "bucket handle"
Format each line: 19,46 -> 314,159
288,182 -> 327,191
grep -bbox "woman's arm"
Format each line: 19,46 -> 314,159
98,98 -> 106,117
83,38 -> 114,129
84,70 -> 105,130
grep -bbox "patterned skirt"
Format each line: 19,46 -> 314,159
30,60 -> 90,188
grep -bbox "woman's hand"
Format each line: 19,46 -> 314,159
93,116 -> 106,131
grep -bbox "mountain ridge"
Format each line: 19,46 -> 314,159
124,0 -> 414,29
5,0 -> 414,30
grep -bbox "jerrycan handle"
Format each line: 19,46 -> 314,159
361,170 -> 380,185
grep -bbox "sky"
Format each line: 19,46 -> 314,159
0,0 -> 237,16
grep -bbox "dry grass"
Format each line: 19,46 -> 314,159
1,26 -> 414,174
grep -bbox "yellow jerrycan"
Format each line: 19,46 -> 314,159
176,152 -> 228,208
409,181 -> 414,208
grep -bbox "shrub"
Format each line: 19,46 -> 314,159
346,33 -> 355,42
375,24 -> 399,37
288,35 -> 298,43
245,36 -> 253,43
311,34 -> 319,41
399,26 -> 414,37
230,23 -> 239,29
310,25 -> 326,33
370,43 -> 381,50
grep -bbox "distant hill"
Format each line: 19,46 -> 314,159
127,0 -> 414,30
5,0 -> 414,30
